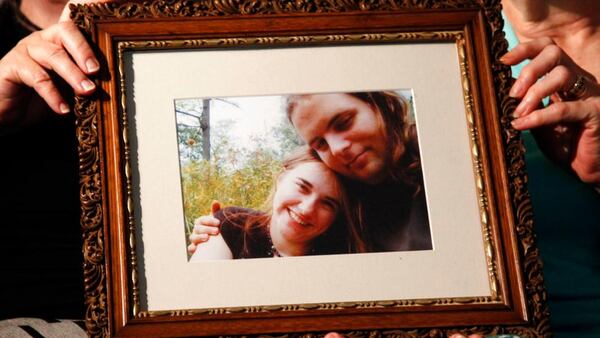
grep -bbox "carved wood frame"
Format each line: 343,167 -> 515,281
71,0 -> 549,337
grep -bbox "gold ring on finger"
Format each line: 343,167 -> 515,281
561,75 -> 588,100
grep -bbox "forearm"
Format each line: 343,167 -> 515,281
189,234 -> 234,261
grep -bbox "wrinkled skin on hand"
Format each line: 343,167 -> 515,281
0,0 -> 117,129
503,37 -> 600,188
0,21 -> 98,126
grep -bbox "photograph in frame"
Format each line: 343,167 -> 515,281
175,90 -> 433,261
70,1 -> 550,336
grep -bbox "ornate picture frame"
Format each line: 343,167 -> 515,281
71,0 -> 549,336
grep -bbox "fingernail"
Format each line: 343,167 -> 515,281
500,49 -> 514,62
512,101 -> 524,117
59,102 -> 70,114
513,96 -> 532,117
513,102 -> 524,117
81,79 -> 96,92
86,58 -> 100,73
509,80 -> 523,97
511,118 -> 523,129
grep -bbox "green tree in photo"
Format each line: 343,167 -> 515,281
178,115 -> 285,246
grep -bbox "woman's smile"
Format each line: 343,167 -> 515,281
288,208 -> 309,226
270,162 -> 341,248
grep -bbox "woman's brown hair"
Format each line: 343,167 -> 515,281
221,146 -> 366,256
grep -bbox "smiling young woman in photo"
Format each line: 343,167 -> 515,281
189,147 -> 365,261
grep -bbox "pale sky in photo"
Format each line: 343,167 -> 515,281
210,95 -> 286,151
175,89 -> 414,159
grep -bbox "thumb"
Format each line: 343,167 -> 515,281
59,0 -> 115,22
211,200 -> 222,215
324,333 -> 344,338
